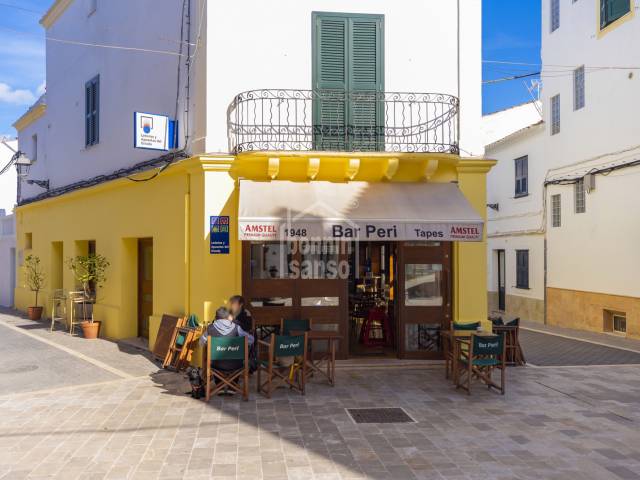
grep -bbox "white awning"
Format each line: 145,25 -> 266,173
238,180 -> 483,242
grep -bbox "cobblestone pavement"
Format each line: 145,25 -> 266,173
2,310 -> 640,480
520,329 -> 640,366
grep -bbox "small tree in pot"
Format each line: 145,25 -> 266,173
24,254 -> 46,320
67,254 -> 110,339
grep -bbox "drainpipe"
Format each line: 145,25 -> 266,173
457,0 -> 461,149
184,174 -> 191,315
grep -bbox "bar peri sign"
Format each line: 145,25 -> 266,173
210,216 -> 230,254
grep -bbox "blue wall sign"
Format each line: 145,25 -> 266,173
210,216 -> 230,254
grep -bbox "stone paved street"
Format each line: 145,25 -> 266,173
2,311 -> 640,479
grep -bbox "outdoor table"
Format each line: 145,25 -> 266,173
292,330 -> 342,386
492,324 -> 526,366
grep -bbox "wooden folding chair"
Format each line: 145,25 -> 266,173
444,321 -> 480,379
205,336 -> 250,401
257,333 -> 308,398
455,333 -> 506,395
280,318 -> 312,335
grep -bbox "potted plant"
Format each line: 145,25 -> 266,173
24,254 -> 46,320
67,253 -> 110,339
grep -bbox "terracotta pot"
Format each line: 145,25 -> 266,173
80,321 -> 100,339
28,306 -> 43,321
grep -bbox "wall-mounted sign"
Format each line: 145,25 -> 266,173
210,216 -> 230,254
134,112 -> 177,151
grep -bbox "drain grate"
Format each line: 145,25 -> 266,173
346,407 -> 415,424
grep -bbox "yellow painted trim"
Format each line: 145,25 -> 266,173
15,155 -> 234,212
597,0 -> 634,39
456,158 -> 497,174
13,104 -> 46,132
235,150 -> 460,163
40,0 -> 74,29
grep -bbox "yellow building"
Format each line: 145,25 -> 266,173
14,145 -> 494,359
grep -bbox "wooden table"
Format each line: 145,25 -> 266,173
292,330 -> 342,386
441,329 -> 496,383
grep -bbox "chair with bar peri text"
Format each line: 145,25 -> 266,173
257,333 -> 308,398
206,336 -> 250,401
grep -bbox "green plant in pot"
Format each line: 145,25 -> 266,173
24,254 -> 46,320
67,254 -> 110,339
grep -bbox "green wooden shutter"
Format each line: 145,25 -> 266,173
313,15 -> 348,150
313,13 -> 384,152
601,0 -> 630,28
85,75 -> 100,146
349,16 -> 384,151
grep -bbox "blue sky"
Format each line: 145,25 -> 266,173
0,0 -> 541,136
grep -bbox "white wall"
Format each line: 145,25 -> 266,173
0,212 -> 16,307
539,0 -> 640,298
0,139 -> 17,213
485,112 -> 545,303
205,0 -> 484,156
19,0 -> 199,201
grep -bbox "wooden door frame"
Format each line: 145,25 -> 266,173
137,238 -> 153,339
242,241 -> 350,359
497,249 -> 506,312
396,242 -> 452,359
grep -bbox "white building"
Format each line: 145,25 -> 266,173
12,0 -> 493,357
0,139 -> 17,307
487,0 -> 640,338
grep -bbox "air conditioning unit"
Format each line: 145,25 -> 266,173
584,173 -> 596,193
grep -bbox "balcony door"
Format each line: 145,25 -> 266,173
312,12 -> 384,151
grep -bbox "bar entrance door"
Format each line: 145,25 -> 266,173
397,242 -> 452,359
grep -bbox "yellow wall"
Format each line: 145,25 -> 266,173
15,153 -> 494,352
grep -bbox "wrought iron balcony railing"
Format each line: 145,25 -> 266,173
227,89 -> 459,155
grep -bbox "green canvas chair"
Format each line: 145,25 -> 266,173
206,336 -> 249,401
455,333 -> 506,395
280,318 -> 312,335
257,333 -> 308,398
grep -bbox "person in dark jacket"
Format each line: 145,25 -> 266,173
200,307 -> 254,394
229,295 -> 253,332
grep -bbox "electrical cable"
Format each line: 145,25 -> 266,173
0,2 -> 42,15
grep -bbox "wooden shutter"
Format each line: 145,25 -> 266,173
313,13 -> 384,152
349,16 -> 384,151
313,16 -> 348,150
85,76 -> 100,146
602,0 -> 630,28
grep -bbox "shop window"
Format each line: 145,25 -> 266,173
249,297 -> 293,307
600,0 -> 630,29
514,156 -> 528,197
551,194 -> 561,227
604,310 -> 627,335
574,178 -> 586,213
404,264 -> 442,306
250,242 -> 294,279
405,324 -> 441,352
516,250 -> 529,289
299,241 -> 343,279
301,297 -> 340,307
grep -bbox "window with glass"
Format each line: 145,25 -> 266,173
515,156 -> 528,197
551,194 -> 561,227
574,178 -> 586,213
516,250 -> 529,289
299,241 -> 343,279
250,242 -> 295,279
574,66 -> 585,111
551,0 -> 560,32
404,264 -> 443,306
613,314 -> 627,334
600,0 -> 630,29
551,94 -> 561,135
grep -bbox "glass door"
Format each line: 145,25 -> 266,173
397,242 -> 452,359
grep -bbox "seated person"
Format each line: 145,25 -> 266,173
230,295 -> 253,332
199,307 -> 254,393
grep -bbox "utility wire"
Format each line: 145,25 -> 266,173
483,71 -> 540,84
484,59 -> 640,70
0,2 -> 43,15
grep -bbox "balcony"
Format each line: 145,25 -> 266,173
227,89 -> 459,155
